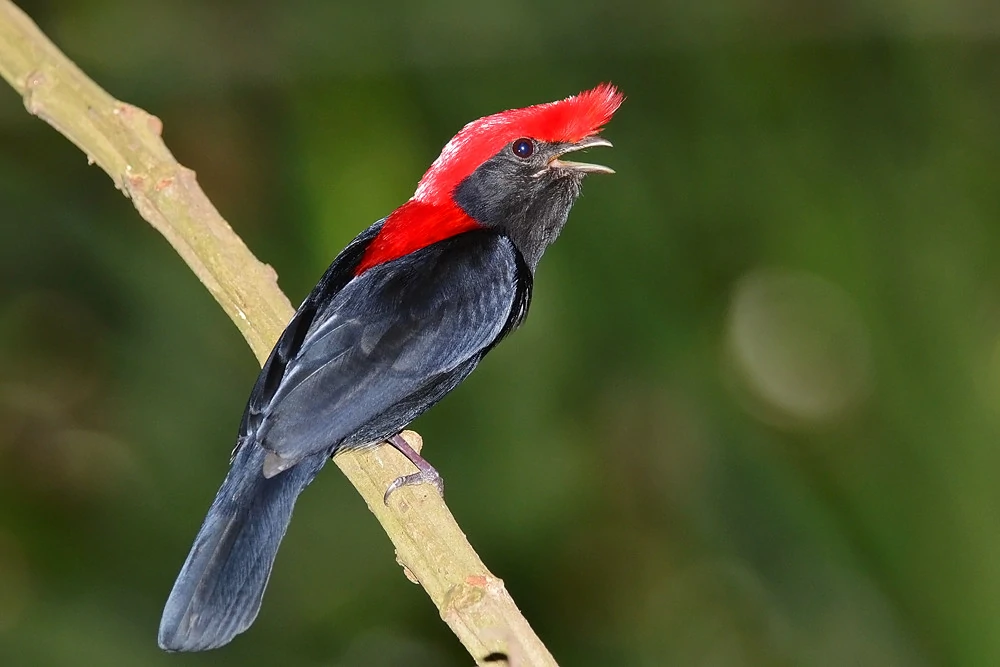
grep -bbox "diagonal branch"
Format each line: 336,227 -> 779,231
0,2 -> 556,665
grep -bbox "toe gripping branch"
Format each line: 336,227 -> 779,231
384,433 -> 445,504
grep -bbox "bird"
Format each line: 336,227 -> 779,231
157,83 -> 623,651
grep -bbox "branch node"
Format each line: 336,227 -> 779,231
147,113 -> 164,136
396,552 -> 421,584
400,429 -> 424,454
23,67 -> 45,89
443,579 -> 488,613
21,68 -> 46,114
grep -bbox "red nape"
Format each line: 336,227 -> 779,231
354,200 -> 483,275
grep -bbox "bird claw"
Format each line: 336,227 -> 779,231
383,433 -> 445,505
383,468 -> 445,505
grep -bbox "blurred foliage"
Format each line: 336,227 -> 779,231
2,1 -> 1000,665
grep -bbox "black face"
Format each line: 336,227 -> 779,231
452,138 -> 590,271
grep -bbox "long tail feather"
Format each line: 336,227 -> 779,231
158,443 -> 326,651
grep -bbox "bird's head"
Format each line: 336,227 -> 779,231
414,83 -> 624,270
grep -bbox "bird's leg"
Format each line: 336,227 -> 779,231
383,433 -> 445,504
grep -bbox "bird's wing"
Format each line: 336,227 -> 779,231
232,219 -> 384,459
248,229 -> 527,469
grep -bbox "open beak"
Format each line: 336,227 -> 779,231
547,136 -> 615,175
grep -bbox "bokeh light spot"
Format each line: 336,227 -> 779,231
726,268 -> 872,427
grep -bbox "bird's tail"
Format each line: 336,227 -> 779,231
157,441 -> 327,651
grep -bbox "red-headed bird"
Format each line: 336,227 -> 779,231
158,84 -> 623,651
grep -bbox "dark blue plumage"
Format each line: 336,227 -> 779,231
159,228 -> 530,651
158,85 -> 618,652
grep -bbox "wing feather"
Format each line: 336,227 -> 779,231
254,231 -> 522,466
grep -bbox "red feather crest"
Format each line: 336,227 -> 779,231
413,83 -> 624,205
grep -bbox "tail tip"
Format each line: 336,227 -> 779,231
157,615 -> 196,652
157,619 -> 227,653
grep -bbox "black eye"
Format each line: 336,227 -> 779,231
511,138 -> 534,159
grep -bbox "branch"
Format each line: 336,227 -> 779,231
0,2 -> 557,665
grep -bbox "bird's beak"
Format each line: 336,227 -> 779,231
546,136 -> 615,175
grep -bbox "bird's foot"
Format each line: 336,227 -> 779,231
383,433 -> 445,504
383,469 -> 444,504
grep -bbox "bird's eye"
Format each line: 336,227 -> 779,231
511,138 -> 534,159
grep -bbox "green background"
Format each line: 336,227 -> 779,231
2,1 -> 1000,665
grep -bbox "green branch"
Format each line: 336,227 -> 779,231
0,2 -> 556,664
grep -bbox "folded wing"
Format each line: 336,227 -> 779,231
251,230 -> 527,470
